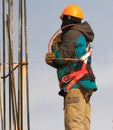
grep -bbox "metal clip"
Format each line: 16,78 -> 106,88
62,75 -> 71,83
64,88 -> 69,93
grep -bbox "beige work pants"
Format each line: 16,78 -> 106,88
64,88 -> 91,130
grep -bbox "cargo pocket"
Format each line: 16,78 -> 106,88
64,96 -> 79,110
65,97 -> 79,104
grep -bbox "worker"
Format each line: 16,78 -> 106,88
45,4 -> 97,130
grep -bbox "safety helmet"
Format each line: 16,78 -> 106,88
60,4 -> 84,20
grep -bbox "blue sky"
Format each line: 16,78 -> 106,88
28,1 -> 113,130
0,0 -> 113,130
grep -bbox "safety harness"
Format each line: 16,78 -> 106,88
48,24 -> 95,97
59,44 -> 93,93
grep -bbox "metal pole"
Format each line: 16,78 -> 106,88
1,0 -> 30,130
24,0 -> 30,129
18,0 -> 23,129
0,48 -> 4,130
2,0 -> 6,129
6,14 -> 18,130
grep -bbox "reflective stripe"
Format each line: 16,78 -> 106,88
80,51 -> 91,62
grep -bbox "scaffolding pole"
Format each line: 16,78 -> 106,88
0,0 -> 30,130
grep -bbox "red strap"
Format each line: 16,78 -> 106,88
66,69 -> 88,91
59,62 -> 88,90
59,70 -> 80,86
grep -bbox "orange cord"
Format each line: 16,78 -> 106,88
48,24 -> 76,53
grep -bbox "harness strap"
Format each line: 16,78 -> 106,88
59,45 -> 92,92
59,62 -> 88,91
66,63 -> 88,91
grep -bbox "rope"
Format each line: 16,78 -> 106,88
48,24 -> 76,53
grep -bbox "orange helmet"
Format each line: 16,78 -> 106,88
60,4 -> 84,19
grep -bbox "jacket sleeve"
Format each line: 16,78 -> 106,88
46,60 -> 60,69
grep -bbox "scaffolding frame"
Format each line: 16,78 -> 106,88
0,0 -> 30,130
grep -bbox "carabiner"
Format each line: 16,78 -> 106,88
62,75 -> 71,83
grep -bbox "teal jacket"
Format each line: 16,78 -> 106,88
51,21 -> 97,92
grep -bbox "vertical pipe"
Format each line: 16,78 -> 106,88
7,0 -> 18,129
7,1 -> 12,129
2,0 -> 6,129
24,0 -> 30,130
6,1 -> 18,126
6,15 -> 17,130
18,0 -> 23,129
0,49 -> 4,130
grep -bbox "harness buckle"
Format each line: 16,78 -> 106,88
64,88 -> 69,93
62,75 -> 72,83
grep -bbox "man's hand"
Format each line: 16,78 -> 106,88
51,33 -> 61,51
45,52 -> 56,64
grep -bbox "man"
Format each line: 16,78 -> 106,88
45,4 -> 97,130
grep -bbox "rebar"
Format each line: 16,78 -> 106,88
0,0 -> 30,130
